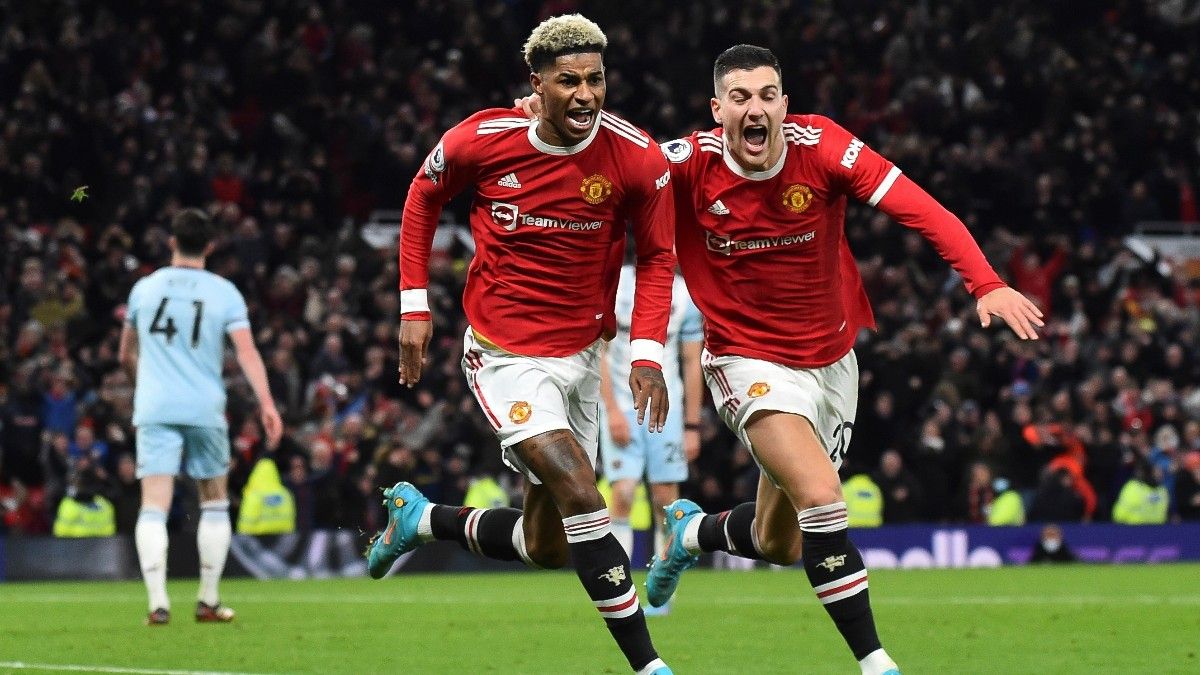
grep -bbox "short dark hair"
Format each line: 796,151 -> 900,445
171,208 -> 215,256
713,44 -> 781,93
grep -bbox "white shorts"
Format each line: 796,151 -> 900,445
462,328 -> 601,485
702,348 -> 858,478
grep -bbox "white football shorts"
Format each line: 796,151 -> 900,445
702,348 -> 858,478
462,328 -> 601,485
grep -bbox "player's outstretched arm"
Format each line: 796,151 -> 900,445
976,286 -> 1045,340
230,327 -> 282,449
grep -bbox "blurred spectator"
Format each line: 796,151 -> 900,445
873,450 -> 922,524
1,1 -> 1199,530
1029,524 -> 1076,563
1175,452 -> 1200,521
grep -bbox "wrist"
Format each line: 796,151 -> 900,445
631,359 -> 661,371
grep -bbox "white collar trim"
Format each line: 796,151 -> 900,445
722,132 -> 787,181
528,110 -> 603,155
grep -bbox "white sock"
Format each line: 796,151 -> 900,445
611,517 -> 634,558
135,508 -> 170,611
681,513 -> 704,555
416,503 -> 436,542
636,657 -> 668,675
197,500 -> 231,606
859,648 -> 897,675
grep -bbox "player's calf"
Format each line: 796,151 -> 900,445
797,502 -> 898,675
565,507 -> 664,673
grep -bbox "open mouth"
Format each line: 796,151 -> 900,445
565,108 -> 595,133
743,124 -> 768,152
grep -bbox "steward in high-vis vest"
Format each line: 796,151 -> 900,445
237,458 -> 296,535
53,494 -> 117,537
843,474 -> 883,527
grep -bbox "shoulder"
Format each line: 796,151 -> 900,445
781,113 -> 837,149
597,111 -> 652,151
204,272 -> 245,301
660,127 -> 724,167
465,107 -> 534,137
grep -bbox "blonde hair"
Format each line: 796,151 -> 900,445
522,14 -> 607,72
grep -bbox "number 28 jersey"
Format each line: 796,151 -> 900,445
126,267 -> 249,428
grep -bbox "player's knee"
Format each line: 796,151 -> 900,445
524,537 -> 569,569
755,531 -> 802,565
551,476 -> 606,516
793,483 -> 844,513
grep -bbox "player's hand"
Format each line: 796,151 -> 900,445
977,287 -> 1044,340
607,407 -> 632,447
629,365 -> 669,432
260,404 -> 283,450
684,427 -> 701,461
513,94 -> 541,119
398,319 -> 434,387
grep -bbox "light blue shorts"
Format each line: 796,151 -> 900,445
135,424 -> 231,479
600,404 -> 686,484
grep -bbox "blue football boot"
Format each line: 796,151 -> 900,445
644,499 -> 702,607
366,482 -> 429,579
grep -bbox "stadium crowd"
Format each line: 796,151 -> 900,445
3,0 -> 1200,543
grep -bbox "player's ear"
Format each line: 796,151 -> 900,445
782,93 -> 789,110
204,241 -> 217,257
530,71 -> 544,96
167,235 -> 178,254
710,97 -> 721,124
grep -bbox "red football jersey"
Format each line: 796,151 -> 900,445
400,108 -> 676,363
667,114 -> 1005,368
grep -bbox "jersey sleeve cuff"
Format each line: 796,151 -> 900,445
401,311 -> 432,321
971,281 -> 1008,299
629,339 -> 664,368
400,288 -> 429,314
631,359 -> 662,371
225,319 -> 250,333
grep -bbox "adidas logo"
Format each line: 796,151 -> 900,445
708,200 -> 730,215
497,172 -> 522,189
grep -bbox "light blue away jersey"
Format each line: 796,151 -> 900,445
607,265 -> 704,411
126,267 -> 249,428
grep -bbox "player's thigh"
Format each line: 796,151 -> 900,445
135,424 -> 184,480
181,425 -> 232,484
744,410 -> 843,511
510,429 -> 604,515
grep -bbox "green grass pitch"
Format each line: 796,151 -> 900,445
1,566 -> 1197,674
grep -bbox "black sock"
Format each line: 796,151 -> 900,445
429,504 -> 524,561
564,509 -> 659,672
798,502 -> 882,660
696,501 -> 764,560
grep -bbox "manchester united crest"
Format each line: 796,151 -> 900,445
509,401 -> 532,424
781,184 -> 813,213
747,382 -> 771,398
580,173 -> 613,204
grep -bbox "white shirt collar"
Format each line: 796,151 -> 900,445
527,110 -> 603,155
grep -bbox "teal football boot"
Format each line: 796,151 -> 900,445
644,499 -> 702,607
367,482 -> 429,579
